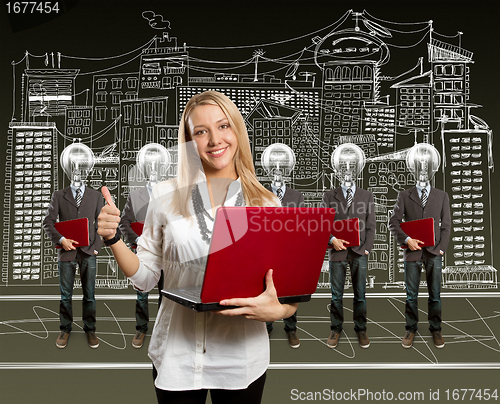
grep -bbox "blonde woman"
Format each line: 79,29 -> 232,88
98,91 -> 298,404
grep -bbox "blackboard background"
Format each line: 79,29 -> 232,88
0,0 -> 499,403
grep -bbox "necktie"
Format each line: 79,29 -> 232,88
346,188 -> 353,209
421,188 -> 427,207
276,188 -> 283,202
75,188 -> 82,207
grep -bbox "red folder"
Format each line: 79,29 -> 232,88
400,217 -> 435,249
55,218 -> 89,249
131,221 -> 144,236
328,218 -> 360,248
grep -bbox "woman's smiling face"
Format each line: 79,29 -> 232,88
187,104 -> 238,179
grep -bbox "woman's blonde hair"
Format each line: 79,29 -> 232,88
171,91 -> 276,217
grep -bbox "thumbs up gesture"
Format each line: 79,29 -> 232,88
98,186 -> 121,240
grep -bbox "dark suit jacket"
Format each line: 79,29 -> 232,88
321,186 -> 376,262
389,186 -> 451,261
119,186 -> 150,245
266,185 -> 305,208
43,186 -> 104,261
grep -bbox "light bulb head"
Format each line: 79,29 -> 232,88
137,143 -> 171,186
60,143 -> 95,187
331,143 -> 365,187
406,143 -> 440,187
261,143 -> 296,187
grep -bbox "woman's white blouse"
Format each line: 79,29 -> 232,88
129,174 -> 275,391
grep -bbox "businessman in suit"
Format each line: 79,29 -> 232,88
119,185 -> 161,349
119,143 -> 169,349
389,143 -> 451,349
43,144 -> 103,349
321,143 -> 375,349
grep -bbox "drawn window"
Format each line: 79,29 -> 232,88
111,78 -> 123,90
454,65 -> 464,76
146,126 -> 155,143
342,66 -> 351,80
362,66 -> 372,80
154,101 -> 164,123
162,76 -> 171,89
96,92 -> 107,103
121,164 -> 127,182
397,161 -> 406,172
122,127 -> 131,150
96,79 -> 108,90
334,66 -> 342,81
352,66 -> 361,80
133,128 -> 143,150
369,176 -> 377,186
127,77 -> 138,89
173,76 -> 183,86
123,104 -> 132,124
95,106 -> 107,122
111,92 -> 122,105
134,103 -> 142,125
143,101 -> 153,124
111,107 -> 120,120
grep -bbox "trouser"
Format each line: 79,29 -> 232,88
329,250 -> 367,333
266,311 -> 297,334
404,250 -> 442,332
153,366 -> 266,404
135,270 -> 165,332
58,252 -> 96,333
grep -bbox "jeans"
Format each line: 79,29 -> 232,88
404,250 -> 442,332
59,252 -> 96,333
266,311 -> 298,334
135,261 -> 165,333
135,291 -> 149,333
329,250 -> 367,333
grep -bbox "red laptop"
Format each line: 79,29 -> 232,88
131,221 -> 144,236
162,207 -> 336,311
328,217 -> 360,248
55,218 -> 89,249
400,217 -> 435,249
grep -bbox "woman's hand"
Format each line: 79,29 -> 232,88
214,269 -> 298,322
98,186 -> 121,240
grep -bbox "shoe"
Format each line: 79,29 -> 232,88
326,331 -> 340,349
431,330 -> 445,348
402,331 -> 415,348
56,331 -> 70,348
132,331 -> 146,349
287,331 -> 300,349
86,331 -> 99,348
356,331 -> 370,348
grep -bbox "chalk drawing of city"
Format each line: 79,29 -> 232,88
3,8 -> 497,294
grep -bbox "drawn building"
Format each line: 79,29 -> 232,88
391,71 -> 432,144
363,102 -> 396,152
23,69 -> 79,123
4,122 -> 58,285
137,33 -> 189,124
92,72 -> 139,136
442,128 -> 497,289
428,38 -> 473,131
246,99 -> 301,182
65,105 -> 92,138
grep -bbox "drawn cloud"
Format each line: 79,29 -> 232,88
142,11 -> 171,30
